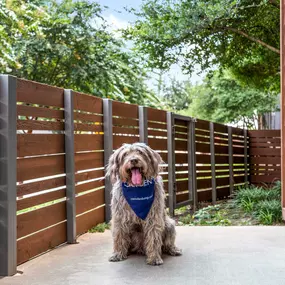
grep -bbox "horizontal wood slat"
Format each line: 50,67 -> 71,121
17,119 -> 64,131
75,170 -> 105,183
195,119 -> 210,130
17,155 -> 65,181
74,134 -> 103,151
17,176 -> 66,197
17,79 -> 64,107
75,152 -> 104,172
113,117 -> 139,127
248,130 -> 280,137
76,206 -> 105,236
148,138 -> 168,150
17,222 -> 67,265
76,180 -> 104,194
113,126 -> 139,135
250,157 -> 281,164
112,101 -> 138,118
74,112 -> 103,123
17,201 -> 66,239
17,105 -> 64,119
113,136 -> 140,149
17,189 -> 65,211
73,92 -> 103,114
76,189 -> 104,215
17,134 -> 64,157
148,129 -> 167,137
147,107 -> 166,122
74,123 -> 103,133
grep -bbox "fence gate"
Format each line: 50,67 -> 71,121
167,113 -> 197,217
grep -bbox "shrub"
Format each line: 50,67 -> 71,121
255,200 -> 282,225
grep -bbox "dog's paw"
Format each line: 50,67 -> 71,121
109,253 -> 127,262
169,247 -> 182,256
146,256 -> 163,266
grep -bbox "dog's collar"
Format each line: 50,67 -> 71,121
122,178 -> 155,220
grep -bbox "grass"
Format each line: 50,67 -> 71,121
176,181 -> 283,226
88,222 -> 110,233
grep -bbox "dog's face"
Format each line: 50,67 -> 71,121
106,143 -> 163,185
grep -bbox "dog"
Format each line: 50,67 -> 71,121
106,142 -> 182,265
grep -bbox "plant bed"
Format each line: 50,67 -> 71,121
175,182 -> 284,226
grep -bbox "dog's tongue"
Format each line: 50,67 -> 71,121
131,168 -> 142,185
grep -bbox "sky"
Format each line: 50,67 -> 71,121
95,0 -> 205,91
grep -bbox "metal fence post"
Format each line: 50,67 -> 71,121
243,129 -> 248,183
64,89 -> 77,244
103,99 -> 113,223
167,112 -> 175,217
139,106 -> 148,144
210,122 -> 217,204
228,126 -> 234,195
189,118 -> 198,211
187,121 -> 193,203
0,75 -> 17,276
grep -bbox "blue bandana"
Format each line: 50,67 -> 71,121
122,179 -> 155,220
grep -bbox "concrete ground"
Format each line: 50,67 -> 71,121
1,227 -> 285,285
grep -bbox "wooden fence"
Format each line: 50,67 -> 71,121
248,130 -> 281,186
0,75 -> 280,276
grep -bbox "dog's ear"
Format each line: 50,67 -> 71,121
145,146 -> 163,177
106,149 -> 121,184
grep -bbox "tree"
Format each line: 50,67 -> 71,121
125,0 -> 280,92
0,0 -> 161,107
162,78 -> 191,111
180,71 -> 279,129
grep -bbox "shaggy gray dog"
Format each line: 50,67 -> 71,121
106,142 -> 182,265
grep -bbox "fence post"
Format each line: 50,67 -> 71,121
167,112 -> 175,217
228,126 -> 234,195
210,122 -> 217,204
139,106 -> 148,144
243,129 -> 248,183
0,75 -> 17,276
187,121 -> 193,203
189,118 -> 198,211
103,99 -> 113,223
64,89 -> 77,244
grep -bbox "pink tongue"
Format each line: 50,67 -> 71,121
131,168 -> 142,185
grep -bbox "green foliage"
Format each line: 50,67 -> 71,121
180,71 -> 278,128
162,78 -> 192,111
88,223 -> 110,233
0,0 -> 161,107
256,200 -> 282,225
234,182 -> 282,225
126,0 -> 280,92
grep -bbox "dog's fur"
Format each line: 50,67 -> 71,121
106,143 -> 182,265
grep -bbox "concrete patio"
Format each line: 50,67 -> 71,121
1,226 -> 285,285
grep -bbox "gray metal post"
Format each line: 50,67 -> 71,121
64,89 -> 77,244
189,118 -> 198,211
228,126 -> 234,195
187,121 -> 193,203
139,106 -> 148,144
167,112 -> 175,217
0,75 -> 17,276
210,122 -> 217,204
103,99 -> 113,223
244,129 -> 248,183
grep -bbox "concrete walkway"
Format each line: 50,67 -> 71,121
1,227 -> 285,285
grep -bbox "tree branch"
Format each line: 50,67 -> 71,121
223,27 -> 280,54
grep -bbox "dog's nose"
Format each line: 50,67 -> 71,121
130,158 -> 138,164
